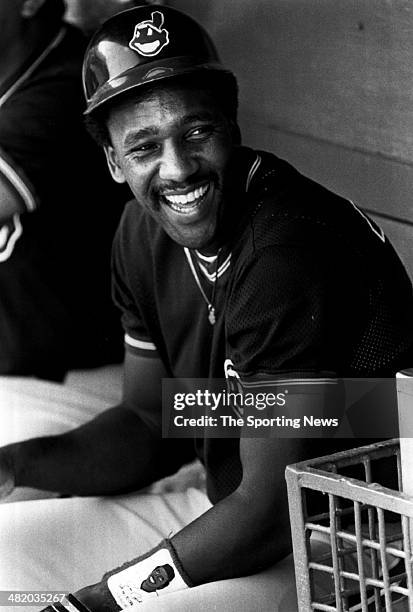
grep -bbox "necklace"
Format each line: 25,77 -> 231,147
184,248 -> 221,325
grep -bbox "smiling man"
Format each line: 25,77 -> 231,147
1,5 -> 413,612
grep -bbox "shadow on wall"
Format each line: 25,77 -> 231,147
65,0 -> 166,34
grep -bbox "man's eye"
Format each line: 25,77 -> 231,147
187,126 -> 213,141
129,143 -> 158,158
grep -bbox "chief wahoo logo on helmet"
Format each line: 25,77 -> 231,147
129,11 -> 170,57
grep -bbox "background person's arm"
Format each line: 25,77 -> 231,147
0,173 -> 26,223
0,351 -> 194,497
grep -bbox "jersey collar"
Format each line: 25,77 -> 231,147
182,147 -> 263,281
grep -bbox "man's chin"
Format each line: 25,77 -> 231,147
161,212 -> 219,251
168,227 -> 218,252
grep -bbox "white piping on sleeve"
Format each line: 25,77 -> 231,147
125,334 -> 157,351
239,377 -> 339,389
0,154 -> 36,211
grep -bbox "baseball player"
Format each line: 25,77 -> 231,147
0,0 -> 125,379
0,5 -> 413,611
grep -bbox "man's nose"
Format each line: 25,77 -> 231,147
158,141 -> 198,183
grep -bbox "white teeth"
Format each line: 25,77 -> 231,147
164,183 -> 209,206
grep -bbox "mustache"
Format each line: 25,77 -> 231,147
157,173 -> 219,194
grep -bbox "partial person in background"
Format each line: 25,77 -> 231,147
0,0 -> 126,380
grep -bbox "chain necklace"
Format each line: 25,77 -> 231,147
184,248 -> 221,325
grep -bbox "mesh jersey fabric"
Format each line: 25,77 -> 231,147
0,23 -> 126,377
112,146 -> 413,502
225,154 -> 413,378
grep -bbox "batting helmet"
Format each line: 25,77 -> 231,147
82,4 -> 234,116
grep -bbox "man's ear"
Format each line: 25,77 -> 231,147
21,0 -> 47,18
104,146 -> 126,184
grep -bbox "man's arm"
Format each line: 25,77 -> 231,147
171,436 -> 304,583
68,434 -> 311,612
69,381 -> 348,611
0,351 -> 192,497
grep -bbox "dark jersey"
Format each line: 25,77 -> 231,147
0,24 -> 126,378
112,146 -> 413,501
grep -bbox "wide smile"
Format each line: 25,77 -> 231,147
162,182 -> 211,215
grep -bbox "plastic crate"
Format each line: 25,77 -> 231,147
285,439 -> 413,611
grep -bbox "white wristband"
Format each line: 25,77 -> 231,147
107,547 -> 188,608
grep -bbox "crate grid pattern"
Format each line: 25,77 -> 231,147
285,440 -> 413,611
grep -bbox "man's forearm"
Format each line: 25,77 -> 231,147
6,406 -> 164,496
170,437 -> 307,586
170,486 -> 291,585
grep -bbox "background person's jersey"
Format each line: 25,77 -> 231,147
0,24 -> 127,378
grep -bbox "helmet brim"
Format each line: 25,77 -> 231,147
84,57 -> 232,116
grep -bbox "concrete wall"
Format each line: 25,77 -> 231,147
171,0 -> 413,278
64,0 -> 164,33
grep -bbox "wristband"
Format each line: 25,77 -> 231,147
105,539 -> 190,608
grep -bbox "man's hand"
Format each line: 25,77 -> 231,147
73,581 -> 119,612
39,540 -> 190,612
37,582 -> 120,612
0,448 -> 15,500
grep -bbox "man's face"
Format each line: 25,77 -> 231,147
105,83 -> 235,251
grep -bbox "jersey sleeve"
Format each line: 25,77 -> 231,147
0,70 -> 61,213
223,244 -> 349,429
0,145 -> 38,214
0,83 -> 46,213
0,30 -> 83,214
226,244 -> 341,382
111,220 -> 159,359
